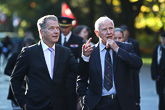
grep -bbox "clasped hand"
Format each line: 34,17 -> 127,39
106,39 -> 119,52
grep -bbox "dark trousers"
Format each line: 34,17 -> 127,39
45,104 -> 52,110
93,96 -> 121,110
159,94 -> 165,110
66,87 -> 77,110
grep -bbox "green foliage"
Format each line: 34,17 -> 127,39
0,0 -> 164,50
142,57 -> 152,66
136,30 -> 155,48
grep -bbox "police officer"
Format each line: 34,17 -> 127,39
57,16 -> 84,110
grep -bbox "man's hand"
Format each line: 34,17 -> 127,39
136,103 -> 140,110
156,75 -> 160,81
23,104 -> 27,110
82,38 -> 93,57
106,39 -> 119,52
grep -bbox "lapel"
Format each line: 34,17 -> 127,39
53,44 -> 60,78
92,43 -> 102,78
65,33 -> 74,47
37,42 -> 50,77
113,50 -> 117,75
113,42 -> 121,75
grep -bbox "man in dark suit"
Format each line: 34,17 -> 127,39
120,25 -> 141,109
57,16 -> 84,110
4,36 -> 35,109
77,16 -> 143,110
119,25 -> 141,57
10,15 -> 81,110
114,27 -> 141,110
151,31 -> 165,110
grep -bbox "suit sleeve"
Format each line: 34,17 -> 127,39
4,53 -> 19,76
151,46 -> 158,80
132,41 -> 141,58
132,69 -> 140,103
76,59 -> 89,97
10,48 -> 29,107
67,48 -> 83,75
117,44 -> 143,69
78,39 -> 84,59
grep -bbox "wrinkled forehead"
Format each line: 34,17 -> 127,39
99,20 -> 114,29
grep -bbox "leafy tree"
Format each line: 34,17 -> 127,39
1,0 -> 164,45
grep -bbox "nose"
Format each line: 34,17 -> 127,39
54,28 -> 59,33
107,29 -> 111,34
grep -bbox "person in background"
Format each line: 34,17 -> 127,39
120,25 -> 141,109
1,35 -> 13,72
151,31 -> 165,110
74,25 -> 94,46
114,28 -> 125,42
4,36 -> 35,110
114,27 -> 141,110
12,34 -> 21,53
73,25 -> 94,110
10,15 -> 82,110
119,25 -> 141,57
0,38 -> 3,55
57,17 -> 84,110
77,16 -> 143,110
2,35 -> 12,58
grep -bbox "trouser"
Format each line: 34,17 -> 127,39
159,94 -> 165,110
93,95 -> 121,110
66,87 -> 77,110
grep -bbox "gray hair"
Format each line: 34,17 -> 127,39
37,15 -> 58,38
94,16 -> 114,31
114,28 -> 125,37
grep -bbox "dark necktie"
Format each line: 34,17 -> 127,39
64,37 -> 67,46
104,47 -> 113,91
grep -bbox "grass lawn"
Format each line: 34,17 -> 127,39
142,57 -> 152,66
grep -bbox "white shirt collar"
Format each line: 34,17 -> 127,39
61,31 -> 72,42
41,40 -> 55,51
99,42 -> 106,52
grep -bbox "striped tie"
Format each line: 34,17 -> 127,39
104,47 -> 113,91
48,48 -> 54,79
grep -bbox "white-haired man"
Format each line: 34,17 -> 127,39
77,16 -> 143,110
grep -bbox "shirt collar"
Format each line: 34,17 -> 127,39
99,42 -> 106,52
41,40 -> 55,51
61,31 -> 72,42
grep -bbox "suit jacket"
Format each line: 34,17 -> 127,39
77,42 -> 143,110
151,45 -> 165,95
10,42 -> 80,110
4,52 -> 21,105
127,38 -> 141,58
57,33 -> 84,88
127,38 -> 141,103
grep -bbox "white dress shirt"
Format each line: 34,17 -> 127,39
41,41 -> 55,79
82,42 -> 116,96
99,42 -> 116,96
61,31 -> 72,45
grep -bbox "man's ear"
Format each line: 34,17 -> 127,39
40,29 -> 44,37
94,30 -> 99,38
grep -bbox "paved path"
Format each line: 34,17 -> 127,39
0,65 -> 159,110
140,65 -> 159,110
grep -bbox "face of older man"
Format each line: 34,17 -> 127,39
96,19 -> 114,45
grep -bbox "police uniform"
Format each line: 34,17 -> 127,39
57,17 -> 84,110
